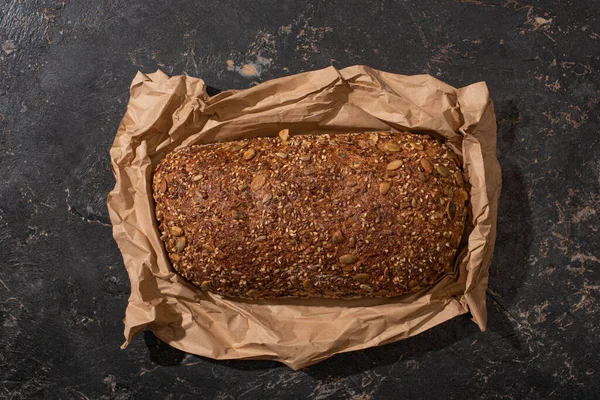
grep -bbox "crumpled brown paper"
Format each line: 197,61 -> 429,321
107,65 -> 501,369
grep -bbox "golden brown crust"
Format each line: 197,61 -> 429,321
152,131 -> 467,299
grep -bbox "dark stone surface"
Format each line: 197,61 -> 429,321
1,0 -> 598,398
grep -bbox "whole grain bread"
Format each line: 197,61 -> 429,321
152,131 -> 468,299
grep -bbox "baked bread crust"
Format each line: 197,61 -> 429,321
153,131 -> 467,299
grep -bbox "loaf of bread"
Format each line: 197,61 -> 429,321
152,131 -> 468,299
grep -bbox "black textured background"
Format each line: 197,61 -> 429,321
1,1 -> 599,399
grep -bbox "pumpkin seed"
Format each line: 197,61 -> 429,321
279,129 -> 290,142
170,253 -> 180,262
171,226 -> 183,236
435,164 -> 451,177
243,148 -> 256,160
232,142 -> 249,152
332,230 -> 344,244
408,140 -> 424,150
386,160 -> 403,171
175,236 -> 187,252
384,142 -> 401,152
158,178 -> 167,193
418,172 -> 427,182
250,174 -> 266,191
246,289 -> 258,297
340,254 -> 358,264
303,279 -> 312,288
420,158 -> 434,174
454,171 -> 464,188
201,281 -> 211,291
355,273 -> 370,283
348,237 -> 356,248
446,150 -> 460,166
379,182 -> 391,195
446,201 -> 457,220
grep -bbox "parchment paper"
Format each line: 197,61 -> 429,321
107,65 -> 501,369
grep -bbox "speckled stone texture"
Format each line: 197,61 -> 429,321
0,0 -> 598,399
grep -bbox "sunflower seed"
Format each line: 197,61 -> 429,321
231,210 -> 247,220
300,154 -> 312,162
262,193 -> 273,204
256,235 -> 267,242
386,160 -> 403,171
303,279 -> 312,288
303,167 -> 317,176
250,174 -> 266,191
275,152 -> 288,159
348,237 -> 356,248
170,253 -> 180,262
192,174 -> 203,182
158,178 -> 167,193
243,148 -> 256,160
340,254 -> 358,264
354,273 -> 370,283
201,281 -> 211,291
171,226 -> 183,236
379,182 -> 391,195
202,243 -> 215,253
360,284 -> 373,291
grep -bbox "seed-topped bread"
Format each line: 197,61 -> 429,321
152,131 -> 468,299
